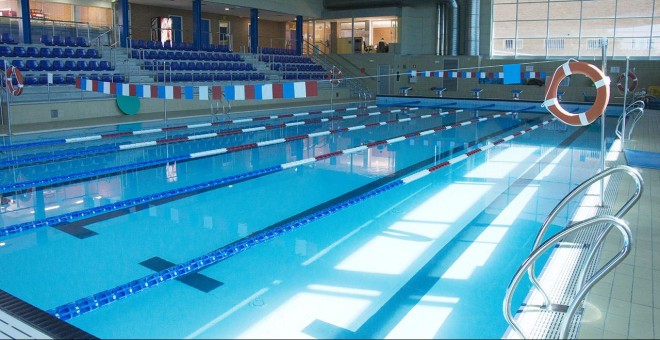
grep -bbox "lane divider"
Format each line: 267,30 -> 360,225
0,105 -> 378,152
1,107 -> 471,194
46,116 -> 556,321
1,109 -> 516,238
0,106 -> 402,168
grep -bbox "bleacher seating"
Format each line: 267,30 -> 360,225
129,38 -> 271,83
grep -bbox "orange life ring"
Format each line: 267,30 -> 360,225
543,61 -> 610,126
6,66 -> 23,96
615,71 -> 638,94
327,67 -> 343,85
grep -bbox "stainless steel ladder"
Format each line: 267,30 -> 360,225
503,165 -> 644,339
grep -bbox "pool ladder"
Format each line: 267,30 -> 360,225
615,98 -> 645,142
503,165 -> 644,339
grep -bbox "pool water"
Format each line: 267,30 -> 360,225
0,103 -> 612,338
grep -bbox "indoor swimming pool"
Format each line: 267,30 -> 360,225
0,102 -> 615,338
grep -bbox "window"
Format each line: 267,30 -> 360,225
492,0 -> 660,58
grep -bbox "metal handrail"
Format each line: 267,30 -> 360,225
527,165 -> 643,307
503,215 -> 632,339
616,106 -> 644,140
302,39 -> 370,98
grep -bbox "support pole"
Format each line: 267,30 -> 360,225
599,37 -> 608,207
621,56 -> 630,150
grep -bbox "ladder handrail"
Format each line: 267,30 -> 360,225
503,215 -> 632,339
527,165 -> 643,306
616,107 -> 644,140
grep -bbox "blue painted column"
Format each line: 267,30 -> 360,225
19,0 -> 31,44
192,0 -> 202,50
295,15 -> 303,55
250,8 -> 258,53
116,0 -> 129,47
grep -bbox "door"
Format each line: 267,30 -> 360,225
201,19 -> 211,46
377,64 -> 390,95
170,15 -> 182,43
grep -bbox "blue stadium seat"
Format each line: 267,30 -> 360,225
166,51 -> 175,59
24,75 -> 39,86
75,48 -> 87,58
52,74 -> 65,84
75,60 -> 87,71
11,59 -> 26,71
26,46 -> 39,58
157,50 -> 167,59
65,73 -> 76,84
190,52 -> 199,60
163,40 -> 172,49
86,48 -> 100,58
183,73 -> 192,81
63,48 -> 75,58
64,36 -> 77,47
12,46 -> 26,57
51,60 -> 65,71
154,41 -> 163,50
99,60 -> 113,71
146,50 -> 158,59
0,45 -> 13,57
25,59 -> 39,71
173,51 -> 183,60
112,73 -> 124,83
39,47 -> 51,58
1,32 -> 16,44
38,60 -> 52,71
51,47 -> 64,58
40,34 -> 53,46
146,40 -> 155,49
132,39 -> 145,49
87,60 -> 99,71
100,73 -> 112,82
195,61 -> 204,70
63,60 -> 76,71
52,35 -> 65,46
87,73 -> 99,81
76,36 -> 89,47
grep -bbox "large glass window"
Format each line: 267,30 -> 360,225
492,0 -> 660,58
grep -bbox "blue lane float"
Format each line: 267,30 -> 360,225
0,107 -> 429,194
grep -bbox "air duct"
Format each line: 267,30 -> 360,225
448,0 -> 458,56
466,0 -> 480,56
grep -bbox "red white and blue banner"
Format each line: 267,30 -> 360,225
408,70 -> 546,79
75,78 -> 319,101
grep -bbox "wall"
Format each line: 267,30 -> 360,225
7,87 -> 352,127
129,3 -> 287,52
338,53 -> 660,105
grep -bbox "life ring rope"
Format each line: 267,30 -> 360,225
327,66 -> 343,85
5,66 -> 24,96
616,71 -> 638,93
542,60 -> 610,126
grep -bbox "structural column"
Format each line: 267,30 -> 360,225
116,0 -> 129,47
296,15 -> 303,55
250,8 -> 258,53
192,0 -> 202,50
18,0 -> 31,44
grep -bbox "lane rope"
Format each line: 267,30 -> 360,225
46,116 -> 555,321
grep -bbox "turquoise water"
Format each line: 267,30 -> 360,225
0,103 -> 610,338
